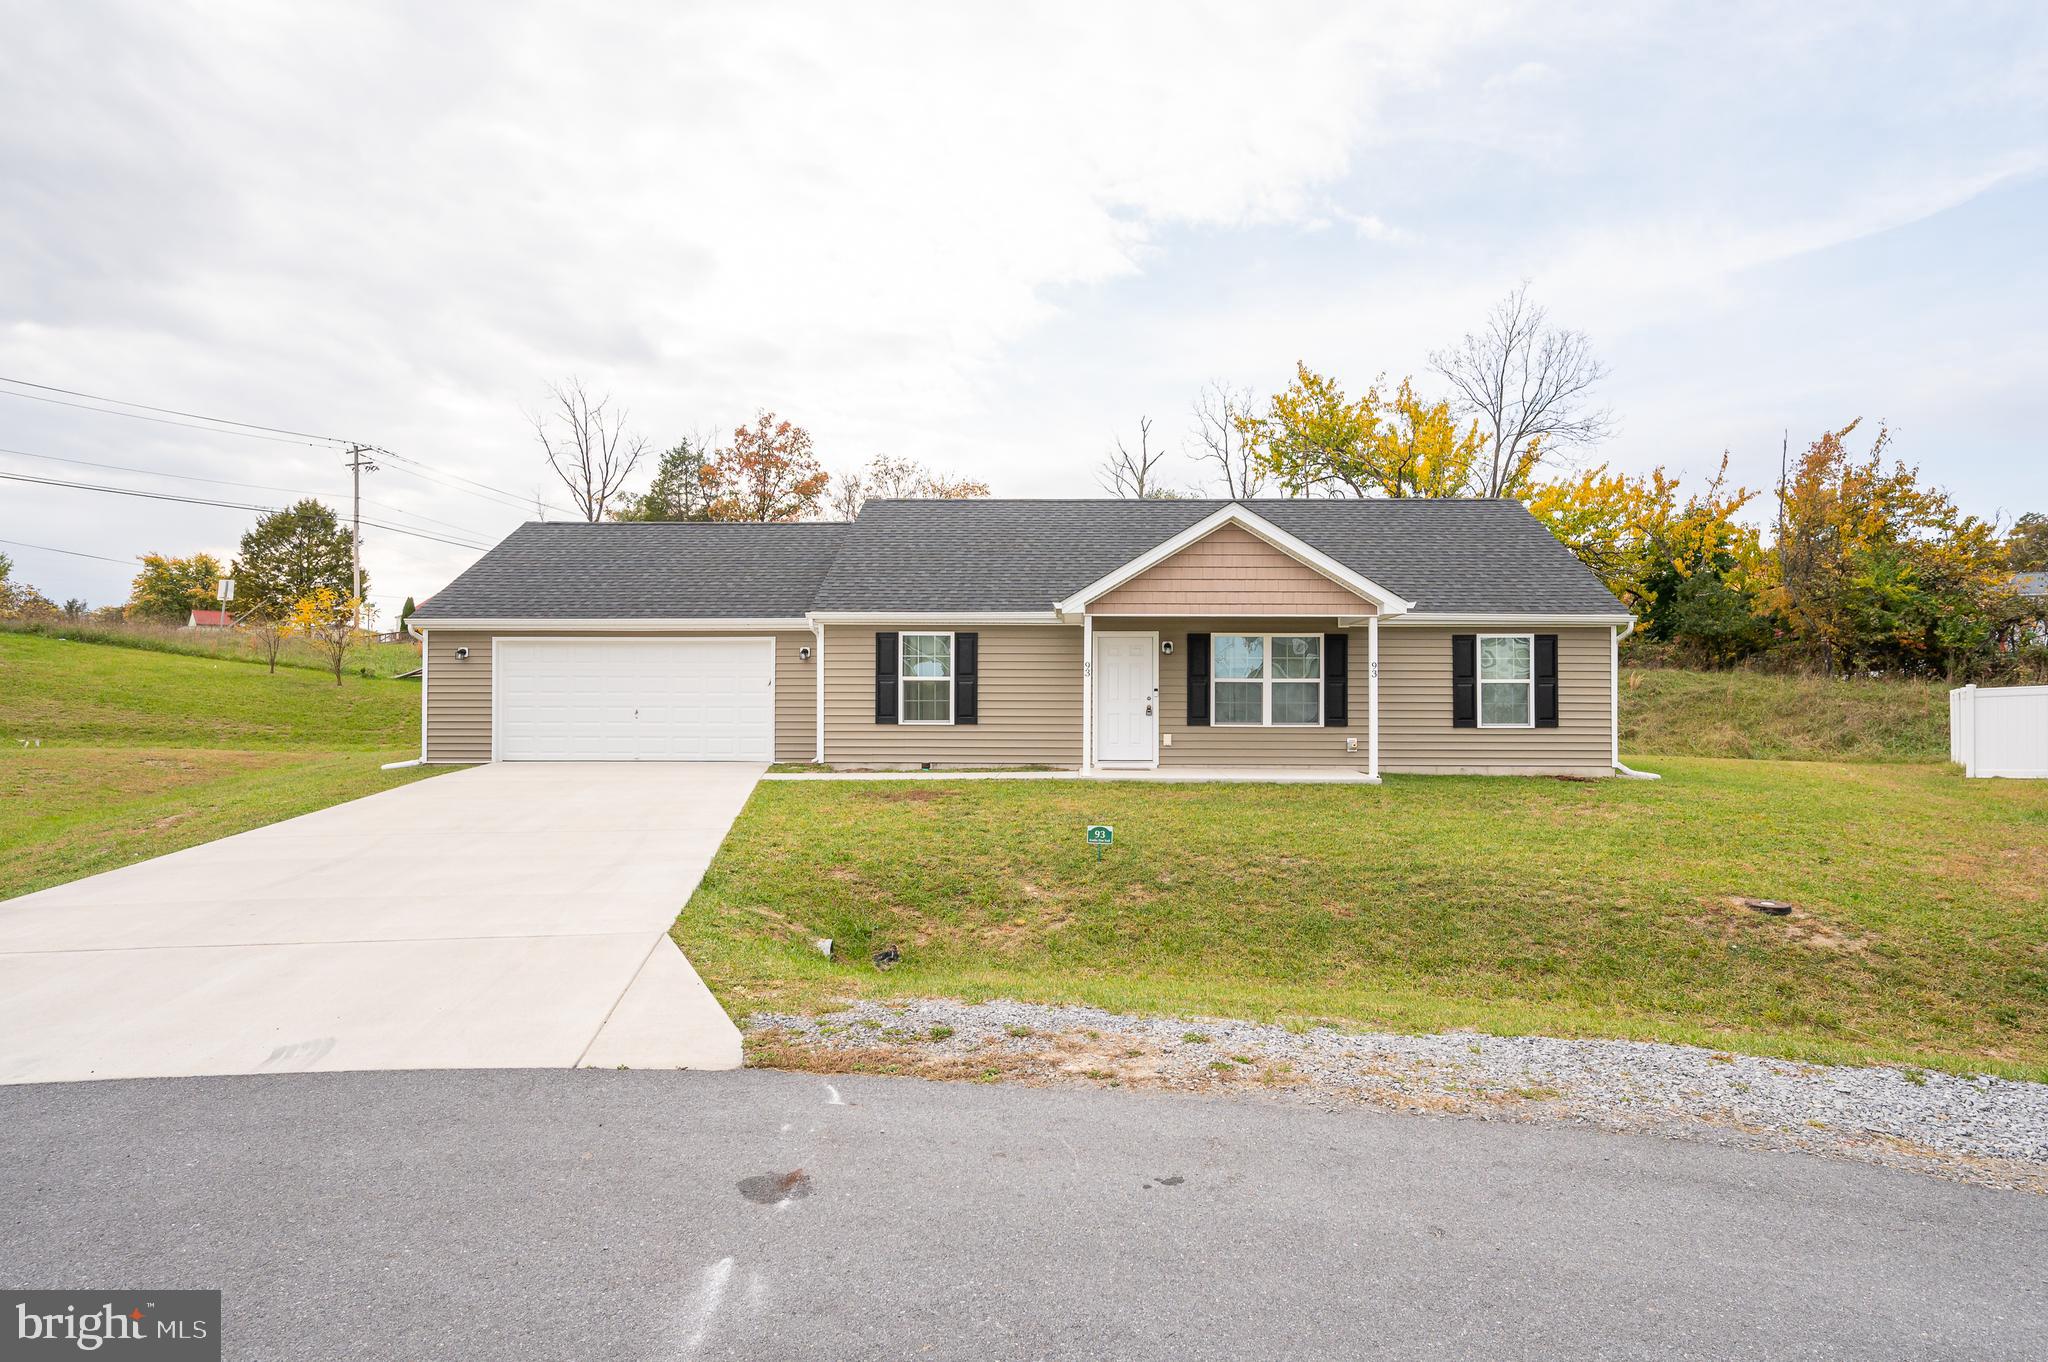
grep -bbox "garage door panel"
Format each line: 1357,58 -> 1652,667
496,639 -> 774,761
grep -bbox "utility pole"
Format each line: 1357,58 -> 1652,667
344,444 -> 379,629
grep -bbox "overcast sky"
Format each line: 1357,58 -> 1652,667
4,2 -> 2045,616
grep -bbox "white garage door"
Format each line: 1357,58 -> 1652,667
495,638 -> 775,761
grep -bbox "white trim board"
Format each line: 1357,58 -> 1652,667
411,617 -> 808,632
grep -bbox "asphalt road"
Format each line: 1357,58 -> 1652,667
4,1069 -> 2043,1361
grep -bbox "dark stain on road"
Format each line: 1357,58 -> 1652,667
739,1169 -> 814,1205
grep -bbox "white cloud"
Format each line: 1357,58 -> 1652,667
1,1 -> 2043,609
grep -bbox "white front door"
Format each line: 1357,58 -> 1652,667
1095,631 -> 1157,766
495,637 -> 775,761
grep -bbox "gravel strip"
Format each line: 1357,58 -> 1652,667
746,998 -> 2048,1192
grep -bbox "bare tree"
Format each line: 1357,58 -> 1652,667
1099,417 -> 1178,499
244,607 -> 289,674
1429,282 -> 1614,498
531,378 -> 650,521
1190,381 -> 1267,499
828,470 -> 865,522
830,454 -> 991,520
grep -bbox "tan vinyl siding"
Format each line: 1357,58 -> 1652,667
1122,618 -> 1614,774
1378,625 -> 1612,775
822,625 -> 1082,768
1127,618 -> 1372,769
1090,523 -> 1374,616
421,628 -> 817,763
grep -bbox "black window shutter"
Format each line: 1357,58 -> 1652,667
875,631 -> 898,724
1186,632 -> 1210,727
1323,632 -> 1348,727
1534,634 -> 1559,728
955,632 -> 978,724
1451,634 -> 1477,728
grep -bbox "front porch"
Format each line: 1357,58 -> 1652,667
763,765 -> 1381,784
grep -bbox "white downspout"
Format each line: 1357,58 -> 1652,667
1610,619 -> 1660,780
1081,612 -> 1094,774
812,616 -> 826,765
1367,615 -> 1379,781
383,623 -> 429,770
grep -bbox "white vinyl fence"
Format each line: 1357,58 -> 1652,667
1950,684 -> 2048,778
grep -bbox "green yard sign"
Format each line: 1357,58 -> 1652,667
1087,824 -> 1113,861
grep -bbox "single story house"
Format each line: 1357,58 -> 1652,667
186,608 -> 234,629
405,498 -> 1636,777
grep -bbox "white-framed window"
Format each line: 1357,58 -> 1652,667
1213,633 -> 1322,726
1477,633 -> 1534,728
900,631 -> 954,724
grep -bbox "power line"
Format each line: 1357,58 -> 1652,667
377,447 -> 575,519
0,374 -> 354,445
0,470 -> 493,551
0,446 -> 496,538
0,537 -> 137,566
0,371 -> 577,519
0,387 -> 345,449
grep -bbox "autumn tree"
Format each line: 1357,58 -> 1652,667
243,607 -> 290,673
1762,420 -> 2013,678
1190,380 -> 1267,499
1431,282 -> 1613,497
128,552 -> 227,623
613,435 -> 721,522
288,586 -> 362,686
830,454 -> 991,520
705,412 -> 830,522
0,553 -> 60,621
2008,512 -> 2048,570
235,501 -> 357,617
1528,454 -> 1763,659
1238,364 -> 1484,498
533,378 -> 649,521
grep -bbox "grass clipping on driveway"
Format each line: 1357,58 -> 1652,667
676,759 -> 2048,1082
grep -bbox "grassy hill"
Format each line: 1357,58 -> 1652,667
0,632 -> 435,899
1622,666 -> 1949,763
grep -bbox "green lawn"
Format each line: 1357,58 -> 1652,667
0,632 -> 436,900
677,761 -> 2048,1080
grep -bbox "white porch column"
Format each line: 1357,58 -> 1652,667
1367,615 -> 1379,780
1081,613 -> 1095,773
813,619 -> 826,764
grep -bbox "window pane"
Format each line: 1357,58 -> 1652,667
1480,679 -> 1529,726
903,678 -> 951,722
902,634 -> 952,679
1479,635 -> 1531,681
1213,634 -> 1263,680
1272,681 -> 1320,725
1214,680 -> 1263,724
1271,635 -> 1321,680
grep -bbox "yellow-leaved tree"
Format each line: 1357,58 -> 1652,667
288,586 -> 364,686
1236,364 -> 1485,498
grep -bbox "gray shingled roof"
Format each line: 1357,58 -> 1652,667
411,499 -> 1627,620
814,499 -> 1627,615
410,521 -> 847,620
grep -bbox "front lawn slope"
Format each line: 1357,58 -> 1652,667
0,632 -> 433,899
677,761 -> 2048,1080
1622,667 -> 1948,763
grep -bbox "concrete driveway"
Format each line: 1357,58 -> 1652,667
0,762 -> 762,1084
